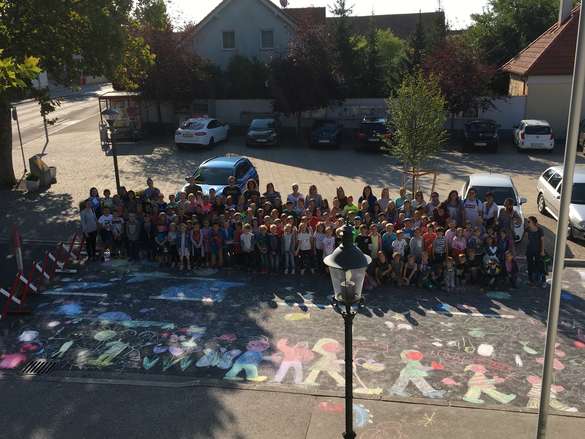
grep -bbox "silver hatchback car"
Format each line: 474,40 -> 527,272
536,165 -> 585,241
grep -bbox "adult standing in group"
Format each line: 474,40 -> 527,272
222,176 -> 242,201
412,191 -> 427,211
425,191 -> 441,217
143,178 -> 160,202
498,198 -> 522,247
243,179 -> 261,205
336,187 -> 348,209
445,190 -> 463,226
359,185 -> 378,214
462,188 -> 484,227
306,184 -> 323,209
263,182 -> 281,206
287,184 -> 304,209
483,192 -> 499,228
80,199 -> 98,261
184,176 -> 202,196
524,216 -> 546,287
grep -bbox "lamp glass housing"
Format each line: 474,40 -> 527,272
329,266 -> 366,304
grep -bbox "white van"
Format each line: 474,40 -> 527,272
513,120 -> 555,151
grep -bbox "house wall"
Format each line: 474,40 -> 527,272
191,0 -> 293,69
525,75 -> 573,137
509,75 -> 527,96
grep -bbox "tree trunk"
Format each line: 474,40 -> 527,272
0,99 -> 17,188
412,166 -> 416,199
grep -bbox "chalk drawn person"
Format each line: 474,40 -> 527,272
389,350 -> 446,399
87,340 -> 129,368
196,340 -> 241,370
224,338 -> 271,382
272,338 -> 314,384
526,375 -> 577,412
462,364 -> 516,404
304,338 -> 345,387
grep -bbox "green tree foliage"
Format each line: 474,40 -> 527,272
425,39 -> 496,127
386,71 -> 447,195
134,0 -> 171,31
224,56 -> 270,99
0,0 -> 141,188
329,0 -> 360,97
271,24 -> 341,136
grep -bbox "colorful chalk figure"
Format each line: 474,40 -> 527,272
389,350 -> 446,399
272,338 -> 314,384
304,338 -> 345,387
525,375 -> 577,412
224,338 -> 271,382
462,364 -> 516,404
87,340 -> 129,368
196,340 -> 241,370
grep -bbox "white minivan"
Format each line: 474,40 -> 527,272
537,165 -> 585,241
513,120 -> 555,151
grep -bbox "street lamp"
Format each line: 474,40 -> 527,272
101,108 -> 121,194
324,224 -> 371,439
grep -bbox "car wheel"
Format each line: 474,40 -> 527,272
208,137 -> 215,148
537,193 -> 547,215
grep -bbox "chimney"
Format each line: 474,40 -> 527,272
559,0 -> 572,24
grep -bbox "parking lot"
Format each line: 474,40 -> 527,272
4,114 -> 585,259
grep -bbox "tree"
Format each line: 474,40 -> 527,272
425,39 -> 496,129
465,0 -> 559,92
329,0 -> 359,97
0,0 -> 141,188
271,24 -> 341,137
224,56 -> 270,99
386,71 -> 447,196
405,13 -> 428,73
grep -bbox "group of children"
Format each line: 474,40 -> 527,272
79,179 -> 535,290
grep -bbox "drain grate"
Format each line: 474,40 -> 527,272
20,359 -> 58,376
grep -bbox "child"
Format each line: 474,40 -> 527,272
483,236 -> 499,266
154,221 -> 169,266
392,230 -> 408,259
497,229 -> 510,262
111,210 -> 125,257
369,224 -> 382,259
177,223 -> 191,270
455,253 -> 467,289
422,224 -> 437,255
431,264 -> 444,289
390,252 -> 404,286
409,228 -> 424,262
444,220 -> 457,250
282,224 -> 296,275
450,228 -> 467,258
465,248 -> 482,284
240,223 -> 255,271
191,222 -> 205,268
382,223 -> 397,258
314,223 -> 326,269
167,222 -> 178,268
296,223 -> 313,275
484,258 -> 501,289
402,255 -> 418,287
101,189 -> 114,210
232,222 -> 243,267
209,222 -> 224,268
444,257 -> 456,293
97,206 -> 114,258
142,215 -> 155,261
221,221 -> 234,267
502,250 -> 519,289
432,227 -> 447,264
256,225 -> 269,273
125,213 -> 141,261
268,224 -> 281,273
201,219 -> 211,266
355,224 -> 371,255
373,251 -> 392,287
417,252 -> 432,288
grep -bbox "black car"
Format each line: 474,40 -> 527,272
463,119 -> 499,152
356,117 -> 391,149
310,119 -> 342,147
246,118 -> 280,146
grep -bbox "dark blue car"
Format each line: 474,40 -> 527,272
181,155 -> 259,195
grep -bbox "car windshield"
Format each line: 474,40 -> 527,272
471,186 -> 517,206
525,125 -> 551,135
361,122 -> 387,131
314,121 -> 337,130
192,167 -> 233,185
572,183 -> 585,204
468,123 -> 495,132
251,119 -> 275,129
181,120 -> 206,130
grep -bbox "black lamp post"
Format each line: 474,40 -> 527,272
323,224 -> 371,439
101,108 -> 121,194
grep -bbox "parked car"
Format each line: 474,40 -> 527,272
463,119 -> 499,152
181,155 -> 258,195
537,165 -> 585,241
355,116 -> 391,149
461,173 -> 527,242
246,117 -> 280,146
513,120 -> 555,151
310,119 -> 342,147
575,119 -> 585,152
175,117 -> 229,149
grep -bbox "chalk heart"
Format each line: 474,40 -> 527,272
477,344 -> 494,357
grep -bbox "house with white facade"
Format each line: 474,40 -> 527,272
185,0 -> 325,69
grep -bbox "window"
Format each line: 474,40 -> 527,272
261,30 -> 274,49
236,162 -> 250,178
549,173 -> 562,191
207,120 -> 219,129
542,169 -> 555,182
525,125 -> 551,135
222,31 -> 235,49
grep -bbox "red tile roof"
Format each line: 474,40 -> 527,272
502,6 -> 580,76
283,7 -> 326,26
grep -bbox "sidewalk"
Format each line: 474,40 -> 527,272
0,377 -> 582,439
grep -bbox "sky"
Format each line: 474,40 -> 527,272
168,0 -> 490,30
